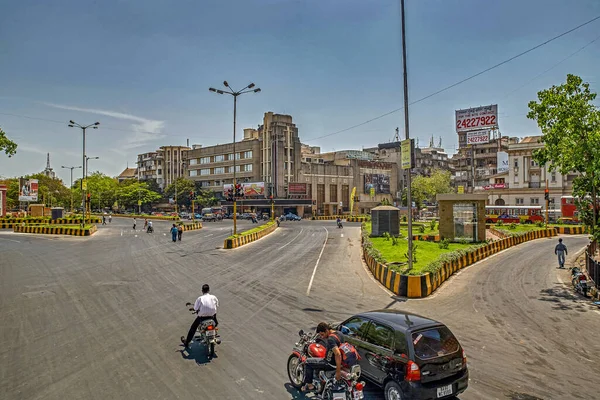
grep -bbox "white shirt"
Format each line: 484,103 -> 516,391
194,293 -> 219,317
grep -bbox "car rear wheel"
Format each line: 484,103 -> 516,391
384,380 -> 403,400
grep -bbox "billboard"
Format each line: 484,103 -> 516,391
288,183 -> 307,195
364,174 -> 390,194
401,139 -> 414,170
19,178 -> 39,202
223,182 -> 265,197
466,130 -> 490,145
455,104 -> 498,133
497,151 -> 509,173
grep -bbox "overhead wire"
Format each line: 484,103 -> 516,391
305,14 -> 600,141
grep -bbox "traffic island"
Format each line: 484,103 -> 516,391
13,224 -> 98,236
223,221 -> 277,249
362,224 -> 557,298
312,215 -> 369,222
94,213 -> 180,221
0,216 -> 101,229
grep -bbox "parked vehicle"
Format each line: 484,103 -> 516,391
185,302 -> 221,358
285,213 -> 301,221
571,267 -> 589,297
201,207 -> 216,222
336,310 -> 468,400
287,328 -> 366,399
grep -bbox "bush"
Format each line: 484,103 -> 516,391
401,215 -> 407,222
535,221 -> 545,228
429,220 -> 437,231
509,222 -> 517,230
438,238 -> 450,249
404,243 -> 418,264
382,232 -> 391,241
418,224 -> 426,234
495,220 -> 504,226
391,235 -> 399,246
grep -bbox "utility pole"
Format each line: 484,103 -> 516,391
545,179 -> 549,225
61,165 -> 81,212
401,0 -> 413,270
68,121 -> 99,227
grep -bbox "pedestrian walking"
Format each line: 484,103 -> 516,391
177,224 -> 183,241
133,218 -> 137,231
170,224 -> 178,242
102,215 -> 106,225
108,214 -> 112,223
555,238 -> 568,268
144,218 -> 148,230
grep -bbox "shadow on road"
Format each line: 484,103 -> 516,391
178,343 -> 215,365
383,295 -> 407,309
284,383 -> 312,399
538,284 -> 590,312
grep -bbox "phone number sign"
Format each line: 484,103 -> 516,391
455,104 -> 497,133
466,129 -> 490,145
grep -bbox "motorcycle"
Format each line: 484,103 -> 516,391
287,329 -> 365,399
571,267 -> 589,297
337,221 -> 343,229
147,225 -> 153,233
185,302 -> 221,358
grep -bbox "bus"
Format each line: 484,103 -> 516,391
485,205 -> 544,224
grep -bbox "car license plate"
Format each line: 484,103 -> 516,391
437,384 -> 452,397
206,330 -> 216,337
353,390 -> 363,400
332,393 -> 345,400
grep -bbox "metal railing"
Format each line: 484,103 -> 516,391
585,240 -> 599,291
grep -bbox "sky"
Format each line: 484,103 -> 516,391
1,0 -> 600,185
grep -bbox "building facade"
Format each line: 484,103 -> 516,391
137,145 -> 189,190
137,151 -> 163,187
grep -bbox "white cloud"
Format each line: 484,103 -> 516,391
42,102 -> 166,149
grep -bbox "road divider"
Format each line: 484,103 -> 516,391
224,221 -> 278,249
362,227 -> 557,298
94,213 -> 180,221
0,216 -> 101,228
412,234 -> 440,242
312,215 -> 369,222
13,224 -> 98,236
181,222 -> 202,231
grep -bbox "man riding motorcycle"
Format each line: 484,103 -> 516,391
181,284 -> 219,348
301,322 -> 342,393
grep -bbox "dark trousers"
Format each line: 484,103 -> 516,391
304,358 -> 335,384
185,315 -> 218,345
178,231 -> 183,241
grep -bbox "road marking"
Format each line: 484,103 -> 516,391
340,233 -> 344,238
279,228 -> 303,250
205,234 -> 214,237
0,237 -> 21,243
306,227 -> 328,296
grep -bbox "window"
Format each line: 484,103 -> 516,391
514,174 -> 519,183
330,184 -> 338,203
189,170 -> 197,177
363,322 -> 394,350
412,327 -> 460,360
200,181 -> 210,187
530,198 -> 539,205
516,198 -> 524,205
514,159 -> 519,168
551,172 -> 556,183
243,151 -> 252,159
200,157 -> 210,164
214,155 -> 224,162
214,167 -> 225,174
189,159 -> 197,165
341,317 -> 371,339
228,153 -> 240,160
157,169 -> 162,175
243,164 -> 252,172
200,169 -> 210,176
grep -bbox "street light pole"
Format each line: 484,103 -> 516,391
69,121 -> 99,227
85,156 -> 99,218
209,81 -> 261,235
401,0 -> 413,270
61,165 -> 82,212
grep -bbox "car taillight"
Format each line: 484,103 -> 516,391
462,349 -> 467,367
355,382 -> 365,391
405,361 -> 421,382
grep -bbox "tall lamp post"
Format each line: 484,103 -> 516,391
61,165 -> 82,212
86,156 -> 100,216
209,81 -> 261,235
69,120 -> 99,227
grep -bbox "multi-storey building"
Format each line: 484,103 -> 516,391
484,136 -> 576,208
137,145 -> 189,190
137,151 -> 163,187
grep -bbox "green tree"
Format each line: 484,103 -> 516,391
164,177 -> 195,207
194,189 -> 218,208
528,74 -> 600,233
117,181 -> 161,210
409,169 -> 453,209
0,127 -> 18,157
73,172 -> 119,210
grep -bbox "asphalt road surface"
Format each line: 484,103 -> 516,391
1,218 -> 598,400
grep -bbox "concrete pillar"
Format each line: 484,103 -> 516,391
0,185 -> 6,217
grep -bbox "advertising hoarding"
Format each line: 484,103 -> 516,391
223,182 -> 265,197
364,174 -> 390,194
455,104 -> 498,133
483,183 -> 508,190
288,183 -> 307,195
466,130 -> 490,145
401,139 -> 414,170
18,178 -> 39,202
497,151 -> 509,173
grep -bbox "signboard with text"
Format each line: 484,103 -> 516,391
18,178 -> 39,202
364,174 -> 390,194
458,185 -> 464,194
401,139 -> 413,170
497,151 -> 509,173
483,183 -> 508,190
223,182 -> 265,197
466,129 -> 490,145
288,183 -> 307,195
456,104 -> 498,133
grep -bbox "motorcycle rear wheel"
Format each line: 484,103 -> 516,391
209,343 -> 215,358
287,354 -> 304,388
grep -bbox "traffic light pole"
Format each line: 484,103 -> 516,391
232,95 -> 238,236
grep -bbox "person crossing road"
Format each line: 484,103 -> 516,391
555,238 -> 568,269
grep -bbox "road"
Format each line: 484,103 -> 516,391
0,218 -> 598,400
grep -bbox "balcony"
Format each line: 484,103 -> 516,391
528,182 -> 541,188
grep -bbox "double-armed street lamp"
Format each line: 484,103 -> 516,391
68,120 -> 99,226
61,165 -> 82,211
209,81 -> 261,235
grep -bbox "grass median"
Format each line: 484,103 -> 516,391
227,220 -> 276,239
363,222 -> 481,276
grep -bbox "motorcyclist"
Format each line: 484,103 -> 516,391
181,284 -> 219,348
337,217 -> 342,228
301,322 -> 342,393
147,220 -> 153,233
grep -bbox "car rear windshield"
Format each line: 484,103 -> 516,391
411,326 -> 460,360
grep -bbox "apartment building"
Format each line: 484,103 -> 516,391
137,151 -> 163,187
136,145 -> 189,190
484,136 -> 576,208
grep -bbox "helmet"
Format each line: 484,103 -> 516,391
308,343 -> 327,358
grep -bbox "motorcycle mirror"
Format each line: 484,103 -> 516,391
298,329 -> 304,337
185,302 -> 192,306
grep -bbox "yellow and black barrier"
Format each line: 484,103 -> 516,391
94,213 -> 180,221
13,224 -> 98,236
313,215 -> 368,222
363,228 -> 557,298
224,222 -> 277,249
553,226 -> 588,235
412,234 -> 440,242
181,222 -> 202,231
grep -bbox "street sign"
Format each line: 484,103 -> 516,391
466,129 -> 490,145
370,187 -> 375,197
458,185 -> 464,194
455,104 -> 498,133
401,139 -> 413,170
82,179 -> 87,190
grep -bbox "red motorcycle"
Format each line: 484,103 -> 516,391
287,329 -> 365,399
